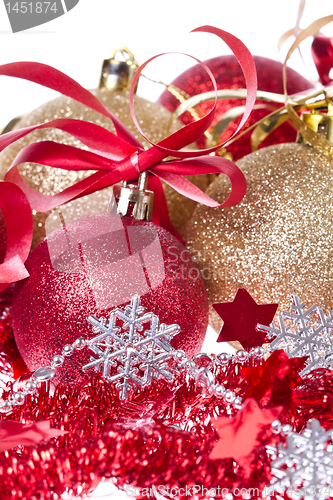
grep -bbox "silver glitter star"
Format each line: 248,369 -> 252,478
267,419 -> 333,500
259,295 -> 333,376
82,295 -> 180,399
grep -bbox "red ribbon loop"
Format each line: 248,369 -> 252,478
311,34 -> 333,85
129,26 -> 257,158
0,181 -> 32,291
0,25 -> 258,291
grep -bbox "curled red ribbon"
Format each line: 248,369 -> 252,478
311,33 -> 333,85
0,25 -> 257,290
0,181 -> 32,291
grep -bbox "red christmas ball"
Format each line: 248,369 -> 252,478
11,213 -> 208,385
158,55 -> 313,160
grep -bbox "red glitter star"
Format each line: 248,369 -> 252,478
0,420 -> 67,452
210,398 -> 282,472
212,289 -> 278,348
242,350 -> 306,406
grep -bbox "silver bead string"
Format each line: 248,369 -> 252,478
186,346 -> 269,407
0,336 -> 87,413
0,341 -> 269,414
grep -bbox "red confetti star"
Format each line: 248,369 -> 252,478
0,420 -> 67,452
242,350 -> 306,406
212,289 -> 278,348
210,398 -> 282,473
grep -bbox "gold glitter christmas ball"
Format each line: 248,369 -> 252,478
185,143 -> 333,332
0,88 -> 184,248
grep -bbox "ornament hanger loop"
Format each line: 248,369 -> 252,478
100,46 -> 140,92
109,46 -> 138,67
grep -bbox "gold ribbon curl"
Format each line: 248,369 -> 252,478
170,14 -> 333,160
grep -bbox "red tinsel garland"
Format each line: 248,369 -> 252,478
0,342 -> 331,499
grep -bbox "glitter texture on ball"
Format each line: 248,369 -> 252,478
185,143 -> 333,331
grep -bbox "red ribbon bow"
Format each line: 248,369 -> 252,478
0,26 -> 257,290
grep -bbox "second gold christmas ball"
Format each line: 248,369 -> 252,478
185,142 -> 333,332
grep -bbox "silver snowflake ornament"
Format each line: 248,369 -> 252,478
268,419 -> 333,500
82,295 -> 180,399
258,295 -> 333,376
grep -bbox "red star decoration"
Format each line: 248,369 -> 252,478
0,420 -> 68,452
212,289 -> 278,348
242,350 -> 306,406
210,398 -> 282,474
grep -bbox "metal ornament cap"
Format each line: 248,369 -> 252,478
111,172 -> 154,221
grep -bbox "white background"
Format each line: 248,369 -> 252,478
0,0 -> 331,126
0,2 -> 331,497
